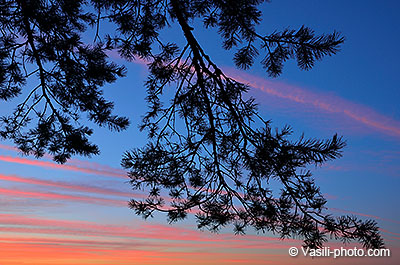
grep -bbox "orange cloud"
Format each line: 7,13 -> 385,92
0,213 -> 397,265
0,214 -> 304,265
0,241 -> 176,265
0,213 -> 298,246
0,237 -> 393,265
0,240 -> 282,265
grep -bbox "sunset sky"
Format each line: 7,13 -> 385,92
1,0 -> 399,264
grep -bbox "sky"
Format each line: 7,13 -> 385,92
1,0 -> 399,264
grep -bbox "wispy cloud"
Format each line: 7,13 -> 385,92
0,213 -> 297,247
0,187 -> 126,206
122,57 -> 400,137
0,155 -> 126,178
0,239 -> 278,265
0,173 -> 132,198
0,143 -> 19,152
1,214 -> 391,265
380,228 -> 400,239
224,68 -> 400,138
330,207 -> 400,225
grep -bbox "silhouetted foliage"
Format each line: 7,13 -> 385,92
1,0 -> 384,249
0,0 -> 129,163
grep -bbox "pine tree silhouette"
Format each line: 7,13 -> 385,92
0,0 -> 383,249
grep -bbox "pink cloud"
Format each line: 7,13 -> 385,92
0,173 -> 133,198
330,207 -> 400,225
0,155 -> 126,178
0,187 -> 126,206
106,49 -> 148,63
0,240 -> 281,265
66,158 -> 126,176
0,213 -> 298,247
0,236 -> 155,250
380,228 -> 400,238
0,143 -> 19,152
122,57 -> 400,137
224,68 -> 400,138
0,213 -> 397,265
322,193 -> 338,200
